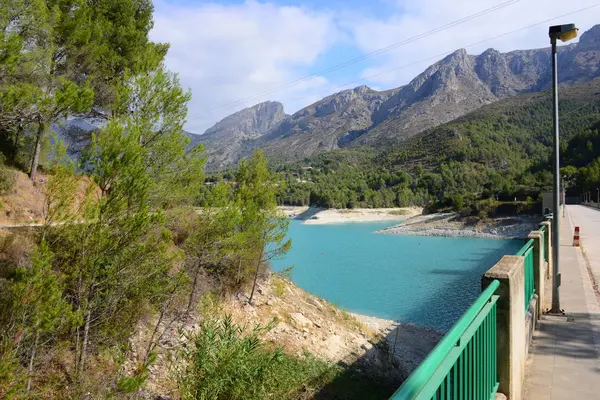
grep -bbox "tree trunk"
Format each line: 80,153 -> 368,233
78,307 -> 92,375
186,266 -> 200,315
236,258 -> 242,285
248,248 -> 264,304
29,123 -> 44,181
11,125 -> 22,161
145,282 -> 179,364
144,308 -> 166,364
26,330 -> 40,391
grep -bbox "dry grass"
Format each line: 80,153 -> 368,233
388,209 -> 412,216
0,169 -> 45,224
0,231 -> 35,270
271,276 -> 286,297
0,168 -> 96,226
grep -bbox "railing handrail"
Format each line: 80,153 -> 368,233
390,279 -> 500,399
515,238 -> 534,257
539,224 -> 547,232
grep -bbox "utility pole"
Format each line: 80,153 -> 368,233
548,23 -> 578,314
550,33 -> 561,313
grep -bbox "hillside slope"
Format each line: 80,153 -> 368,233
274,78 -> 600,209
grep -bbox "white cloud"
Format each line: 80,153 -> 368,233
151,0 -> 341,133
349,0 -> 600,88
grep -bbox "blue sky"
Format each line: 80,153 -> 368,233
150,0 -> 600,133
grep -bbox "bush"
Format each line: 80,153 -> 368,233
0,155 -> 15,195
177,316 -> 338,400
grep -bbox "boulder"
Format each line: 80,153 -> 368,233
290,312 -> 312,327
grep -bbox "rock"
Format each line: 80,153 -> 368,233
321,335 -> 345,360
312,299 -> 325,310
266,300 -> 273,306
495,394 -> 507,400
290,312 -> 312,327
361,342 -> 374,351
313,321 -> 322,328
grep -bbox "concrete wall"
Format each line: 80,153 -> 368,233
483,256 -> 526,400
481,220 -> 551,400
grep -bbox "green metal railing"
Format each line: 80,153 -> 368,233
516,239 -> 535,311
390,280 -> 500,400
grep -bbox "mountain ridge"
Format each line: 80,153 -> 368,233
191,24 -> 600,170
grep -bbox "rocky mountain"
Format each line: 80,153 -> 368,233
257,85 -> 399,160
189,101 -> 287,169
194,24 -> 600,170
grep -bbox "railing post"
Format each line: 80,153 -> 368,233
482,256 -> 526,400
540,220 -> 552,281
527,231 -> 544,319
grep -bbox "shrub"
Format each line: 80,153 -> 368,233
176,316 -> 338,400
0,155 -> 15,195
272,277 -> 286,297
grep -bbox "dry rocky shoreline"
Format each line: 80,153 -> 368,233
278,206 -> 421,224
378,212 -> 539,240
278,207 -> 538,240
125,275 -> 443,398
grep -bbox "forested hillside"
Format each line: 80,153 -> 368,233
268,79 -> 600,211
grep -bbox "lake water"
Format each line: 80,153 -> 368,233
271,221 -> 523,331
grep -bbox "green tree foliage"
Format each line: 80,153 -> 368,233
0,0 -> 168,179
9,241 -> 73,391
236,151 -> 291,304
183,184 -> 243,311
0,63 -> 206,395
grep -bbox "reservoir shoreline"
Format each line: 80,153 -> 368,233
279,206 -> 538,239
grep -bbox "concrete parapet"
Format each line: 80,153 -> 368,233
540,220 -> 552,282
527,231 -> 545,318
525,294 -> 538,358
482,256 -> 526,400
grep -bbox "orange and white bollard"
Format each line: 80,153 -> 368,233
573,227 -> 580,247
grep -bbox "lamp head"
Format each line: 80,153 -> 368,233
549,24 -> 578,42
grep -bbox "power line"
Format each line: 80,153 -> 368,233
286,4 -> 600,105
207,0 -> 520,113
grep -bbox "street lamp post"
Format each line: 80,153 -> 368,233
549,23 -> 578,314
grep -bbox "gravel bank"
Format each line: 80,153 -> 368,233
276,206 -> 423,224
378,213 -> 540,239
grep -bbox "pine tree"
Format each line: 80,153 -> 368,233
10,241 -> 72,391
236,150 -> 291,304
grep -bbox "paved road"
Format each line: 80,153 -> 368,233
568,205 -> 600,291
523,206 -> 600,400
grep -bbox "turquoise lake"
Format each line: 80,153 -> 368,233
271,221 -> 523,331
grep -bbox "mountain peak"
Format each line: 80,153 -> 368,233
203,100 -> 287,139
446,48 -> 469,60
480,48 -> 501,57
353,85 -> 373,94
578,24 -> 600,47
